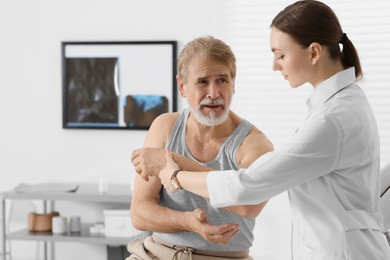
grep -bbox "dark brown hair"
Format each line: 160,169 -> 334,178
271,0 -> 362,79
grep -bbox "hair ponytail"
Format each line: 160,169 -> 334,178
339,33 -> 362,79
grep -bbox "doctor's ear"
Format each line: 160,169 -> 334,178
308,42 -> 322,65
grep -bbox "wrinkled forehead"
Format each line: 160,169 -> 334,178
186,54 -> 232,78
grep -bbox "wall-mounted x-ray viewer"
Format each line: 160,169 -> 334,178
61,41 -> 177,130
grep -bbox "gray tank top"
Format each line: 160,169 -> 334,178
155,108 -> 255,251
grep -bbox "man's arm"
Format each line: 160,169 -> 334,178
130,114 -> 239,243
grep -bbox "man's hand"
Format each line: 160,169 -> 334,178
131,148 -> 166,181
187,208 -> 240,244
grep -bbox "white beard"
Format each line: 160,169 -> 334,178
189,98 -> 229,126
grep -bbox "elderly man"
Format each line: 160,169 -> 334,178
128,36 -> 273,260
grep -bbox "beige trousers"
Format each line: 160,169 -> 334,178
126,235 -> 252,260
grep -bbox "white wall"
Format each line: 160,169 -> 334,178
0,0 -> 224,259
6,1 -> 387,259
0,0 -> 224,191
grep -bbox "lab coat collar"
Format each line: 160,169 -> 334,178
306,67 -> 356,113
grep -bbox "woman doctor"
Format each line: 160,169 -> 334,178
137,1 -> 390,259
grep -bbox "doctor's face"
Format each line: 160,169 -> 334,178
270,27 -> 313,88
178,54 -> 234,126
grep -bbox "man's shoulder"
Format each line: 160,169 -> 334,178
146,112 -> 181,146
240,121 -> 273,153
244,125 -> 270,143
149,112 -> 180,131
230,112 -> 262,135
229,112 -> 273,149
236,126 -> 273,168
155,112 -> 180,122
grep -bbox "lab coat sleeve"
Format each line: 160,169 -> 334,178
207,113 -> 343,208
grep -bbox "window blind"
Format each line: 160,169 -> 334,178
221,0 -> 390,165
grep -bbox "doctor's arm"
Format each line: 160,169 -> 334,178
221,128 -> 273,218
160,115 -> 341,208
159,150 -> 211,199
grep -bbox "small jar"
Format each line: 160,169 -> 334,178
52,216 -> 68,234
69,216 -> 81,233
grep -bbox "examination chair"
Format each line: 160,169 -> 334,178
380,163 -> 390,246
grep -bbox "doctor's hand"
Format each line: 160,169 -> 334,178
131,148 -> 166,181
159,150 -> 180,192
187,208 -> 240,244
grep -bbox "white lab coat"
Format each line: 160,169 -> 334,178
207,68 -> 390,259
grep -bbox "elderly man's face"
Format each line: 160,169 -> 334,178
180,55 -> 234,126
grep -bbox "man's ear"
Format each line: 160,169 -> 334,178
309,42 -> 322,65
176,75 -> 186,98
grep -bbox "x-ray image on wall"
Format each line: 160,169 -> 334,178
65,58 -> 119,126
62,41 -> 177,130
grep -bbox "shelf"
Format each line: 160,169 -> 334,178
1,183 -> 131,203
1,182 -> 137,260
7,224 -> 135,246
